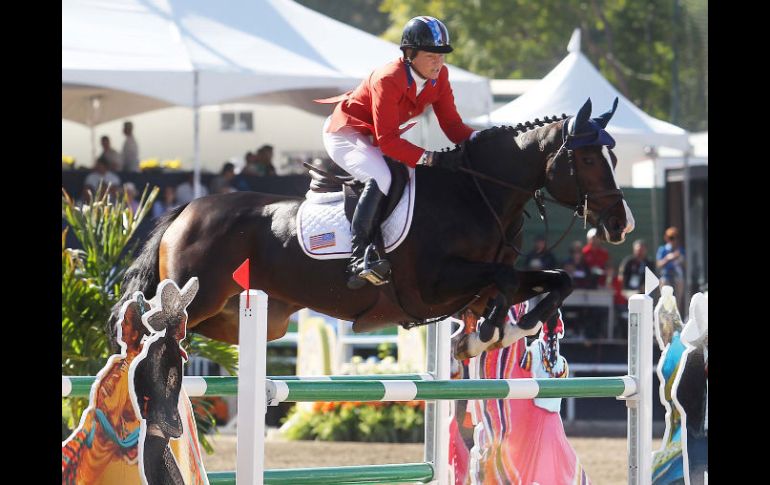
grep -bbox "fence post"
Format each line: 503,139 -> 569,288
236,290 -> 268,485
627,294 -> 653,485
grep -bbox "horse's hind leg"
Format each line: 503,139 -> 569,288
192,295 -> 301,345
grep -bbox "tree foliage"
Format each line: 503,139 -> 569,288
376,0 -> 706,131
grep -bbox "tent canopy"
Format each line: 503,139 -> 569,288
62,0 -> 491,125
472,29 -> 689,159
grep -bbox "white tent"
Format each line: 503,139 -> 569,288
471,29 -> 689,186
63,0 -> 492,190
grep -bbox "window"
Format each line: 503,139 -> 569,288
220,111 -> 254,132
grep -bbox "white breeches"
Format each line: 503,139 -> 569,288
322,116 -> 391,195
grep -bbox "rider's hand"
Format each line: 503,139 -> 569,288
423,149 -> 464,171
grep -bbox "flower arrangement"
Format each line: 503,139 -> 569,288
139,158 -> 182,171
62,155 -> 76,169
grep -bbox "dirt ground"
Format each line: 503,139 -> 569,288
202,433 -> 662,484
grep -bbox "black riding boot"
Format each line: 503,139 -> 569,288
347,179 -> 389,289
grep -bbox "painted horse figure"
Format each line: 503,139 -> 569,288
110,98 -> 634,359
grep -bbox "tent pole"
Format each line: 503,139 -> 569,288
682,146 -> 692,316
193,70 -> 201,198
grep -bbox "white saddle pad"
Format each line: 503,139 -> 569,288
297,168 -> 416,260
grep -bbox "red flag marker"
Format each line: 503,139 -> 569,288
232,259 -> 250,307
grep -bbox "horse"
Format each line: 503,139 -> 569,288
110,98 -> 634,359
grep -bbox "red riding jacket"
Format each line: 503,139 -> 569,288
318,58 -> 474,167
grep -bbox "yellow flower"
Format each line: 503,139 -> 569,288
139,158 -> 159,170
161,159 -> 182,170
62,155 -> 76,166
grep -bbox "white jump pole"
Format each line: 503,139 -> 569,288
236,290 -> 269,485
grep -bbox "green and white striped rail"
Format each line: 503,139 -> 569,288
61,374 -> 433,398
207,462 -> 434,484
267,376 -> 637,403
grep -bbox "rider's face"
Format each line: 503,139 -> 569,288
411,51 -> 445,80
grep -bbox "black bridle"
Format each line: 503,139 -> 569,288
459,118 -> 626,261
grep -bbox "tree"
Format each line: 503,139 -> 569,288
380,0 -> 707,131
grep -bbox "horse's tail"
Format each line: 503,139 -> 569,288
107,204 -> 189,350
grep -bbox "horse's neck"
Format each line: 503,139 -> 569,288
471,126 -> 554,224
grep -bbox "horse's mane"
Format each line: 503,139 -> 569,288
439,114 -> 570,152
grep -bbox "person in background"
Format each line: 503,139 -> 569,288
122,182 -> 140,213
121,121 -> 140,172
97,135 -> 122,172
582,227 -> 610,286
152,186 -> 178,219
176,172 -> 209,205
210,162 -> 237,194
619,239 -> 656,299
562,240 -> 594,289
84,158 -> 122,197
522,234 -> 557,271
657,227 -> 686,311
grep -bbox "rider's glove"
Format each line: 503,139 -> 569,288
421,149 -> 464,171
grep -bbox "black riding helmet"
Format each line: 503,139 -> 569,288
400,16 -> 453,54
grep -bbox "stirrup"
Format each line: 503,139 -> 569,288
348,245 -> 390,289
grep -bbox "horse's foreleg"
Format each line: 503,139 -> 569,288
429,260 -> 520,360
492,269 -> 573,349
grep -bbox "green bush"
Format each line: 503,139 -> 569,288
281,400 -> 424,443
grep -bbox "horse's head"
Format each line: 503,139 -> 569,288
544,98 -> 634,244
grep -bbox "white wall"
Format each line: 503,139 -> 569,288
62,104 -> 331,174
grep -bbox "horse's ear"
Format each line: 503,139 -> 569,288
593,97 -> 619,129
571,98 -> 592,135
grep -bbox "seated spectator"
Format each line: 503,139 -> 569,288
619,239 -> 657,299
242,144 -> 276,177
562,241 -> 595,289
176,172 -> 209,205
84,158 -> 122,197
522,234 -> 557,270
255,144 -> 276,176
97,135 -> 122,172
210,162 -> 237,194
240,151 -> 258,176
152,186 -> 178,219
582,227 -> 610,286
122,182 -> 140,213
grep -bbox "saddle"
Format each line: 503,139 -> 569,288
304,157 -> 410,286
304,157 -> 410,224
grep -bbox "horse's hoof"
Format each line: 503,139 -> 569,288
500,320 -> 543,348
452,328 -> 499,360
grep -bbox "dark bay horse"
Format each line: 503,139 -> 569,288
111,98 -> 634,359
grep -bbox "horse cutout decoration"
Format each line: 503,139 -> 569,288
111,98 -> 634,359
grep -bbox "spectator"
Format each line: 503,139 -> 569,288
84,158 -> 122,196
254,144 -> 276,176
152,186 -> 178,219
121,121 -> 140,172
562,240 -> 594,289
210,162 -> 237,194
657,227 -> 686,310
122,182 -> 140,213
240,151 -> 259,176
582,227 -> 610,286
176,172 -> 209,205
97,135 -> 122,172
522,235 -> 557,270
619,239 -> 656,299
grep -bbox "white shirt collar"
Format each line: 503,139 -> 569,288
410,66 -> 429,95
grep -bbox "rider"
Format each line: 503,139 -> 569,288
319,16 -> 478,290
